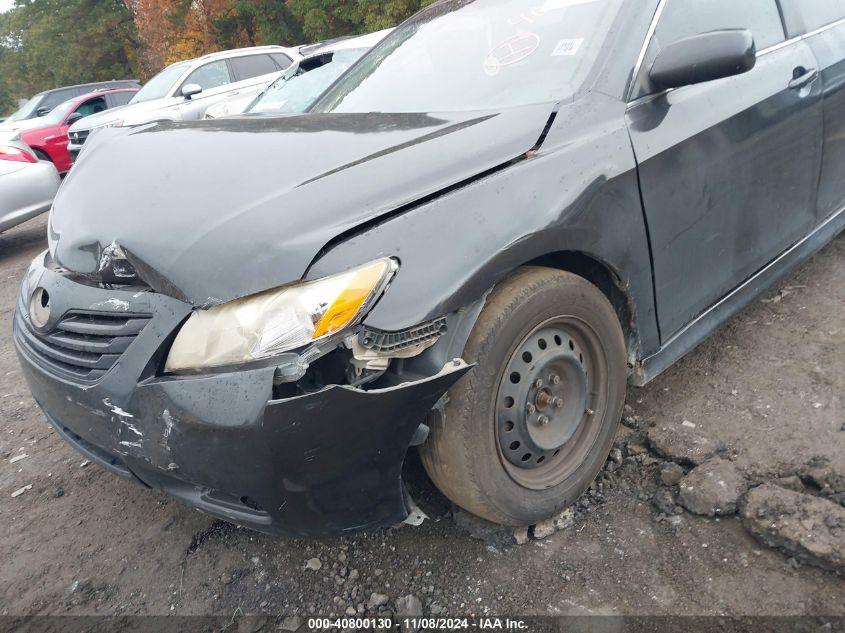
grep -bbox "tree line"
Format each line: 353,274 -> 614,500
0,0 -> 436,115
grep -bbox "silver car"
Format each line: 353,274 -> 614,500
202,29 -> 394,120
67,45 -> 301,160
0,135 -> 60,233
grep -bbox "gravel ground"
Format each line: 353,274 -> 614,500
1,215 -> 843,620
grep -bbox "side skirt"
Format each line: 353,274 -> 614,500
632,206 -> 845,386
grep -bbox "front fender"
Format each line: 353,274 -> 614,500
307,94 -> 659,360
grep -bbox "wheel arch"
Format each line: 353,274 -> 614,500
523,251 -> 640,370
407,251 -> 642,382
32,147 -> 53,163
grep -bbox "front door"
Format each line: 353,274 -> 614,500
626,0 -> 824,340
175,60 -> 237,120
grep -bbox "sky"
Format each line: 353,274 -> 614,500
0,0 -> 13,12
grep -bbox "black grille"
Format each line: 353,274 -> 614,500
15,293 -> 150,384
70,129 -> 90,145
359,318 -> 448,354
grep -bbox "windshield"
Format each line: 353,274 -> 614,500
6,94 -> 45,122
130,62 -> 190,103
39,99 -> 76,126
249,49 -> 367,115
313,0 -> 623,113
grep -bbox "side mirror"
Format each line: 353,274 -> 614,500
649,29 -> 756,91
66,112 -> 84,126
36,107 -> 51,117
181,83 -> 203,100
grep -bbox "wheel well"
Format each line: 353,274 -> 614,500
525,252 -> 639,368
32,148 -> 52,162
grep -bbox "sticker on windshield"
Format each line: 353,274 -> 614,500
484,32 -> 542,75
551,38 -> 584,56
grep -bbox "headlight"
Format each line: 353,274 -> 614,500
164,258 -> 397,373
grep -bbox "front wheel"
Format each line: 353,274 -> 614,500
420,267 -> 627,526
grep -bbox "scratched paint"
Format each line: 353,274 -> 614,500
103,398 -> 134,419
161,410 -> 175,451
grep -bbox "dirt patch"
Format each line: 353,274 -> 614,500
1,216 -> 844,618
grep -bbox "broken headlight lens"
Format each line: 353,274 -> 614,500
164,258 -> 398,373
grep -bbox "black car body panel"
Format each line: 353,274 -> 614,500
14,0 -> 845,535
53,107 -> 552,306
628,39 -> 824,339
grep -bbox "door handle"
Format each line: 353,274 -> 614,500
789,68 -> 818,91
226,90 -> 240,97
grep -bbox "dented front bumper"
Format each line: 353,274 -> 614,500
13,256 -> 469,537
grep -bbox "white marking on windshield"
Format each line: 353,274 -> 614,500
552,38 -> 585,56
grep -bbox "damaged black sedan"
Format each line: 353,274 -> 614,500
14,0 -> 845,536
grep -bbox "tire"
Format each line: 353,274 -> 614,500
420,266 -> 627,526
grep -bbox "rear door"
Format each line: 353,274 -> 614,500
626,0 -> 825,339
780,0 -> 845,223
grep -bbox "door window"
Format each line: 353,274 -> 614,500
73,96 -> 107,119
271,53 -> 294,70
108,91 -> 135,107
229,54 -> 278,81
42,89 -> 75,111
181,60 -> 232,92
656,0 -> 785,50
631,0 -> 786,99
781,0 -> 845,32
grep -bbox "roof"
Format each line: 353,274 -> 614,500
35,80 -> 140,96
197,45 -> 295,62
76,87 -> 140,99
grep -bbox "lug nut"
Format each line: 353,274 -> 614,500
553,397 -> 564,408
527,403 -> 536,415
538,415 -> 550,426
550,375 -> 561,385
534,379 -> 543,389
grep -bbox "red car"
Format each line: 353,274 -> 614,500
15,88 -> 137,174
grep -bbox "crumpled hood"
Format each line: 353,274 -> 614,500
51,106 -> 553,306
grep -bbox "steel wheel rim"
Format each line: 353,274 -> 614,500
494,316 -> 608,490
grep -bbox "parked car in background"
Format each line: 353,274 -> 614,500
0,134 -> 60,233
10,88 -> 138,174
0,80 -> 139,130
15,0 -> 845,538
203,29 -> 393,119
66,46 -> 300,159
